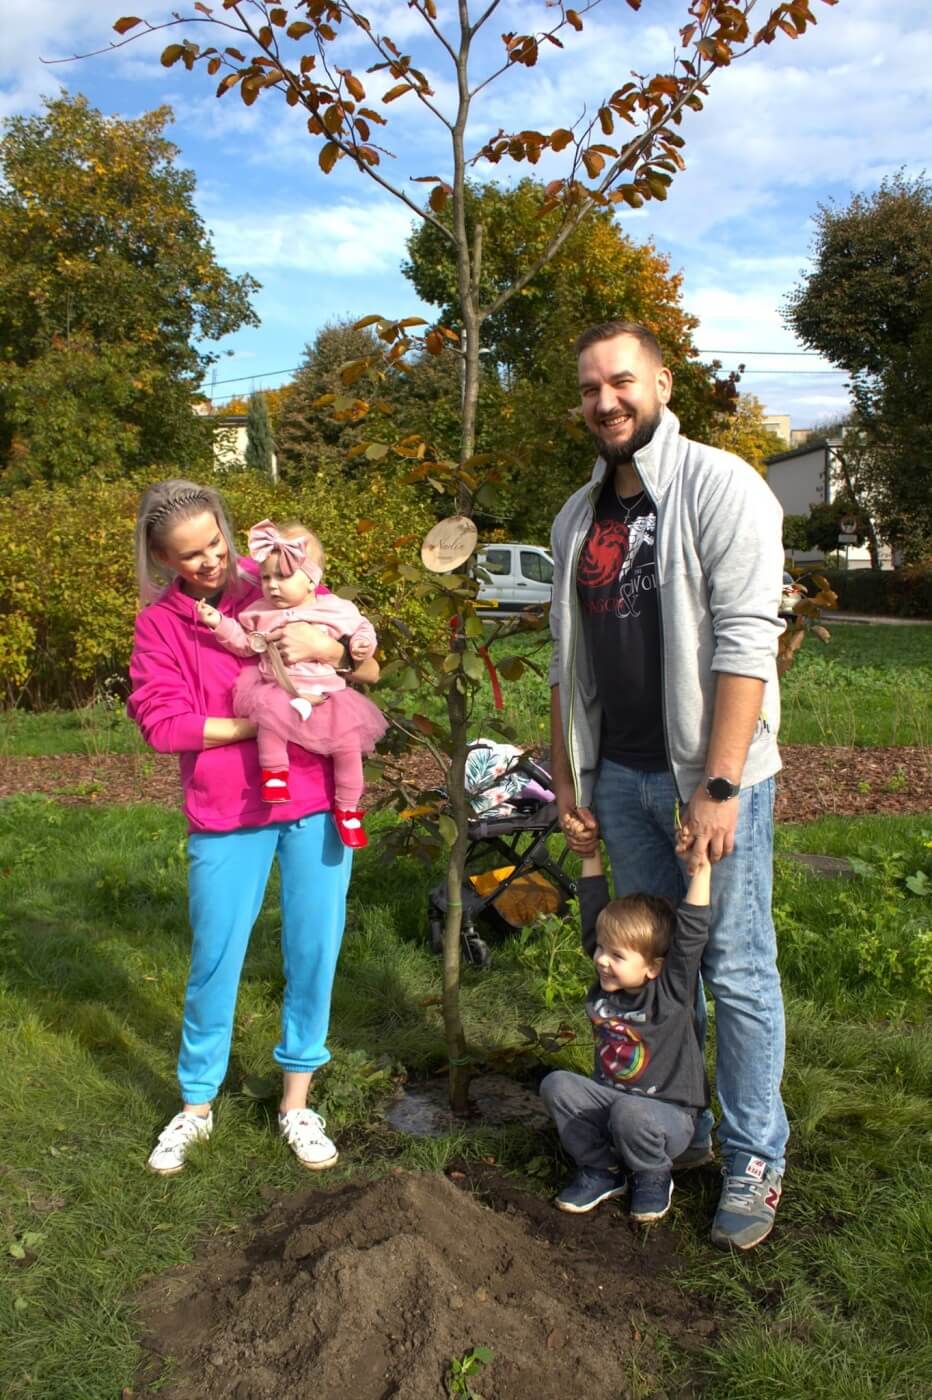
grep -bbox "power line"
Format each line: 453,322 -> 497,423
698,348 -> 823,357
203,354 -> 844,397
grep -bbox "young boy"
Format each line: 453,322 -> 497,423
540,847 -> 711,1223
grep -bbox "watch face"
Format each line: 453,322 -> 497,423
706,777 -> 738,801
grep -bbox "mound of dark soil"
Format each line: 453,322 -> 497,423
137,1167 -> 718,1399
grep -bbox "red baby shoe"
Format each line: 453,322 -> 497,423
332,808 -> 368,848
261,769 -> 290,803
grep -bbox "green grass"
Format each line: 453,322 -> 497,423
1,620 -> 927,757
0,703 -> 145,757
779,622 -> 931,747
381,620 -> 931,750
0,797 -> 930,1397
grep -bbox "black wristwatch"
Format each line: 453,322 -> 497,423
335,634 -> 355,675
705,775 -> 740,802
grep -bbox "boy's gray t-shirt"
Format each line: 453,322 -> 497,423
580,875 -> 710,1112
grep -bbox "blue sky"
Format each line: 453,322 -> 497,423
3,0 -> 929,429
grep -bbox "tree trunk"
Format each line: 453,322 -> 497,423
436,0 -> 484,1115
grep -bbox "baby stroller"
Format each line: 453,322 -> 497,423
427,741 -> 576,969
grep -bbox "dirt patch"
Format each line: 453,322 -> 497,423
136,1167 -> 716,1400
1,744 -> 930,823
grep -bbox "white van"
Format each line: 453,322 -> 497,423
476,543 -> 554,613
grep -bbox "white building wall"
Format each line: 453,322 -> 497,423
766,446 -> 829,517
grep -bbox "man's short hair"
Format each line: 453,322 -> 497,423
574,320 -> 664,365
595,893 -> 676,964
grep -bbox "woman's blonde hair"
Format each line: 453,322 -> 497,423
134,479 -> 242,604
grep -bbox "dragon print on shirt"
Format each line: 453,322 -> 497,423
578,511 -> 657,620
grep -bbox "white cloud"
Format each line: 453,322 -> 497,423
206,198 -> 417,275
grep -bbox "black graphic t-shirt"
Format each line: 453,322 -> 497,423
576,476 -> 667,770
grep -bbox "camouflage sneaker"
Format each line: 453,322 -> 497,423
710,1152 -> 782,1251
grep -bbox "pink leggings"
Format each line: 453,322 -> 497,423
258,726 -> 363,809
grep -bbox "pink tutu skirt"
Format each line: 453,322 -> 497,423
233,668 -> 388,756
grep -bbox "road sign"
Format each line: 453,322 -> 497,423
839,515 -> 858,534
838,532 -> 857,544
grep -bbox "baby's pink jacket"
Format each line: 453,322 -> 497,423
213,593 -> 376,696
128,559 -> 334,832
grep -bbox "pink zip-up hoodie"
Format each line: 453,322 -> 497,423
128,558 -> 334,832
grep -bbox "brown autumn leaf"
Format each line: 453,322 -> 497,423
113,16 -> 142,35
319,141 -> 340,173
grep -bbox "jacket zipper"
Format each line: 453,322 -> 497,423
640,480 -> 681,803
566,476 -> 603,802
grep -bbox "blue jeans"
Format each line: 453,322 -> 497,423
593,761 -> 788,1173
180,814 -> 352,1103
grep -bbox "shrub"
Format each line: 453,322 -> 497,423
0,470 -> 435,706
813,566 -> 932,618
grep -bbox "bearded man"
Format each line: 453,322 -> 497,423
549,320 -> 788,1250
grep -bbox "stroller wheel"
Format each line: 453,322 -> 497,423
429,917 -> 492,970
462,928 -> 492,971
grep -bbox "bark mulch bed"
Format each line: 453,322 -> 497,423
0,745 -> 928,823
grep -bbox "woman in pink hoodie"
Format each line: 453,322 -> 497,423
128,479 -> 379,1177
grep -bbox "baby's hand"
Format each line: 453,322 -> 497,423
196,598 -> 222,629
349,634 -> 373,660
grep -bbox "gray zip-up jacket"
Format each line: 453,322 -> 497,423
549,408 -> 784,805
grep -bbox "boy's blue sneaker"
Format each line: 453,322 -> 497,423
630,1171 -> 674,1223
710,1153 -> 782,1251
554,1167 -> 627,1214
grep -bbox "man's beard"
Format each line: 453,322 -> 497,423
593,407 -> 663,466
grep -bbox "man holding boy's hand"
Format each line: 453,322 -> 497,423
549,321 -> 787,1250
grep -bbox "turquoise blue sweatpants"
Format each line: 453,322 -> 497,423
179,813 -> 352,1104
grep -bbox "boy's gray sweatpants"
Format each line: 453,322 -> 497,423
540,1069 -> 696,1174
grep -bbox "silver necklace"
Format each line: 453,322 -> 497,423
614,485 -> 645,523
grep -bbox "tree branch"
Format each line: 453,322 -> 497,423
408,0 -> 459,63
469,0 -> 603,100
342,0 -> 454,132
480,55 -> 716,322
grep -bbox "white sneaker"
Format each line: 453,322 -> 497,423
279,1108 -> 338,1170
146,1110 -> 213,1175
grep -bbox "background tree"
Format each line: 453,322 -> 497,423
708,392 -> 788,474
275,319 -> 386,478
0,93 -> 259,487
404,178 -> 741,537
785,171 -> 932,560
245,390 -> 277,478
107,0 -> 839,1111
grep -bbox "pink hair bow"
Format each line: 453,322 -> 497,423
247,519 -> 321,584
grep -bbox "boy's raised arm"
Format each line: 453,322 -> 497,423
685,860 -> 711,908
578,846 -> 609,958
